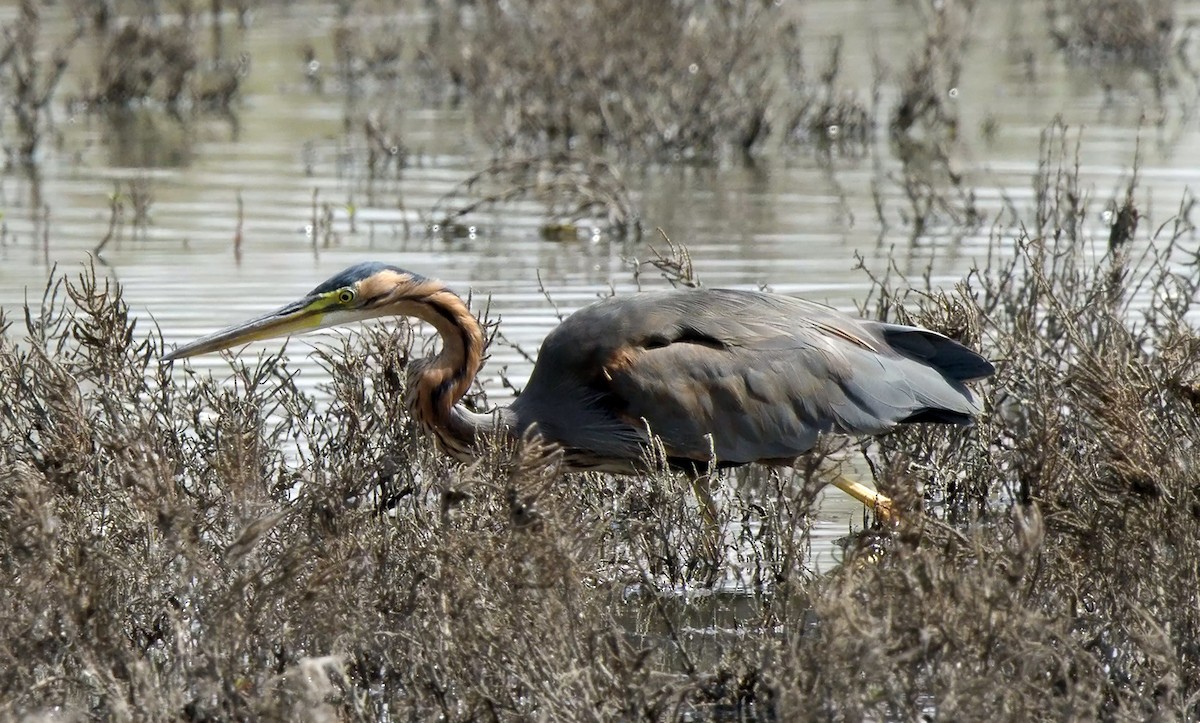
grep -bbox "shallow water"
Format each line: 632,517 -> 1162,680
1,0 -> 1197,565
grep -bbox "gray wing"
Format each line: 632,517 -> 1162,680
511,288 -> 993,465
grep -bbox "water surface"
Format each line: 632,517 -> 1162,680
1,0 -> 1196,567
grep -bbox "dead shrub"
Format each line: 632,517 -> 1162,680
418,0 -> 780,161
1045,0 -> 1176,67
92,23 -> 197,108
1042,0 -> 1200,124
885,0 -> 980,241
83,12 -> 245,114
431,153 -> 642,241
2,127 -> 1200,717
782,33 -> 874,156
858,124 -> 1200,718
0,1 -> 81,165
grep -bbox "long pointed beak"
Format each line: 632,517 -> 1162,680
162,298 -> 326,362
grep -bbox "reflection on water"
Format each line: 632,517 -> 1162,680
97,108 -> 198,168
1,0 -> 1197,566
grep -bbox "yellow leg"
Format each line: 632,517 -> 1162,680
830,475 -> 895,523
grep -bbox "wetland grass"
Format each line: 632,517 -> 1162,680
431,154 -> 642,241
0,0 -> 1198,719
0,1 -> 80,166
2,147 -> 1200,718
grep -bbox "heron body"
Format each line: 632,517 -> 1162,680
164,262 -> 993,482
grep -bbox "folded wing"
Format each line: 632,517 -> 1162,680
512,288 -> 993,465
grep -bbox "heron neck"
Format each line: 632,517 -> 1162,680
412,288 -> 483,403
404,287 -> 513,456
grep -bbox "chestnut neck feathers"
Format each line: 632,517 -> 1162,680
374,275 -> 506,459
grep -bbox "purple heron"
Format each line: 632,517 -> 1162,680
163,262 -> 993,513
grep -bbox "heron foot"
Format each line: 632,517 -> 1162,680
830,475 -> 895,524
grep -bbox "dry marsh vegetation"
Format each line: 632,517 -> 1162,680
334,0 -> 873,236
430,153 -> 643,241
419,0 -> 778,160
408,0 -> 875,162
3,134 -> 1200,718
3,0 -> 1200,719
1045,0 -> 1176,67
0,0 -> 243,168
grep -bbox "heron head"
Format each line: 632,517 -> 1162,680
162,262 -> 442,361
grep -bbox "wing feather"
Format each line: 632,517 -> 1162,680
511,288 -> 991,465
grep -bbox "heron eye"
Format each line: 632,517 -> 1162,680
338,288 -> 356,304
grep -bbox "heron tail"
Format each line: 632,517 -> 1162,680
877,323 -> 995,383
